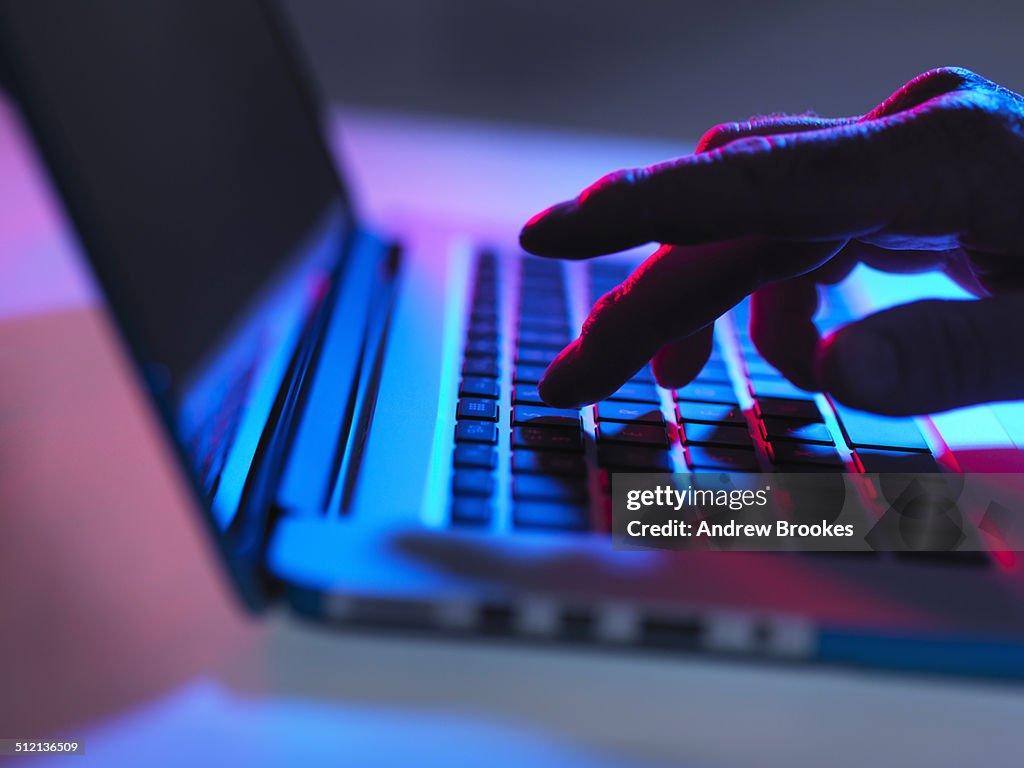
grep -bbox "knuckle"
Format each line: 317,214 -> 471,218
869,67 -> 987,119
918,66 -> 983,92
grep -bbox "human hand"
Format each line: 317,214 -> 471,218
520,67 -> 1024,415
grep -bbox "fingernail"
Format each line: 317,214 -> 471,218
820,330 -> 900,409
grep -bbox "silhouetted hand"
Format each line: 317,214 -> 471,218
520,67 -> 1024,416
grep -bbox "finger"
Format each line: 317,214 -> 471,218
865,66 -> 986,119
749,276 -> 822,391
538,239 -> 835,407
644,117 -> 852,392
695,115 -> 856,152
650,324 -> 715,388
748,237 -> 963,388
817,295 -> 1024,415
520,112 -> 929,259
682,117 -> 853,390
522,67 -> 979,260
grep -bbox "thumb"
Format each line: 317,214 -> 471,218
817,296 -> 1024,416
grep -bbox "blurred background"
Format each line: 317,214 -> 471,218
284,0 -> 1024,141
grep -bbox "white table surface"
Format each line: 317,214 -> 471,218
2,95 -> 1023,767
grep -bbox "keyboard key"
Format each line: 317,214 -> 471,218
454,444 -> 497,469
519,298 -> 568,315
472,299 -> 497,316
514,363 -> 548,383
761,417 -> 834,445
457,398 -> 499,421
514,501 -> 589,531
684,445 -> 759,471
736,336 -> 758,354
676,382 -> 738,405
595,402 -> 665,424
512,384 -> 545,405
455,421 -> 498,444
676,401 -> 745,426
520,277 -> 564,291
465,338 -> 499,357
754,396 -> 822,421
596,444 -> 673,471
451,498 -> 494,526
743,359 -> 782,379
452,469 -> 495,497
855,449 -> 941,473
748,378 -> 811,399
512,405 -> 581,429
470,301 -> 498,316
516,347 -> 557,366
460,377 -> 500,399
468,325 -> 499,342
606,381 -> 661,404
679,422 -> 754,448
517,317 -> 570,333
517,329 -> 570,349
693,361 -> 732,384
512,450 -> 587,476
519,287 -> 564,302
597,421 -> 668,447
463,357 -> 499,378
513,425 -> 583,452
513,475 -> 587,503
830,402 -> 931,453
768,441 -> 843,467
521,258 -> 561,275
467,324 -> 499,341
519,277 -> 563,292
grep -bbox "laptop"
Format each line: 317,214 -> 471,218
3,0 -> 1024,678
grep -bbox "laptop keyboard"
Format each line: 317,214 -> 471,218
449,250 -> 967,550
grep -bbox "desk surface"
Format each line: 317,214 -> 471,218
2,96 -> 1023,767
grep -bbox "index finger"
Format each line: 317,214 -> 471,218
538,238 -> 841,407
520,115 -> 921,260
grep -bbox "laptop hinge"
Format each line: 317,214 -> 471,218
225,230 -> 401,592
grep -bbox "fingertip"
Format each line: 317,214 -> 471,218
650,349 -> 700,389
650,327 -> 715,389
817,327 -> 902,413
519,201 -> 577,257
537,340 -> 588,408
536,379 -> 580,409
651,366 -> 689,390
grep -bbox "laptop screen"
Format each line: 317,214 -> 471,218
0,0 -> 351,380
0,0 -> 354,537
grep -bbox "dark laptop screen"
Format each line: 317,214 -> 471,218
0,0 -> 351,386
0,0 -> 357,563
